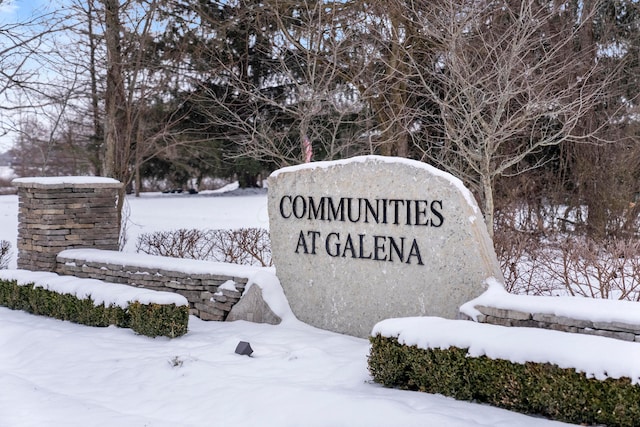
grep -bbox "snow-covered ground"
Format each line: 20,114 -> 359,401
0,187 -> 593,426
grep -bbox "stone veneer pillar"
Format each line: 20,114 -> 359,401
13,177 -> 123,272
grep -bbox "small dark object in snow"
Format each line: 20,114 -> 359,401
235,341 -> 253,356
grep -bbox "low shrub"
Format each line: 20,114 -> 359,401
0,278 -> 188,338
369,335 -> 640,427
494,226 -> 640,300
128,301 -> 189,338
136,228 -> 272,266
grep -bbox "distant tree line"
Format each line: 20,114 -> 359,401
1,0 -> 640,239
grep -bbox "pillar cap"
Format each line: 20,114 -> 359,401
12,176 -> 123,189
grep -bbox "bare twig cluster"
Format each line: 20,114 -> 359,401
136,228 -> 272,267
495,229 -> 640,301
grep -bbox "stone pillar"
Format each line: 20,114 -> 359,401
13,177 -> 123,272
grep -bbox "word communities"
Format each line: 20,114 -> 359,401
279,195 -> 444,227
295,230 -> 424,265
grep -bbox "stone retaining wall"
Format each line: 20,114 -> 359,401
474,305 -> 640,342
11,177 -> 269,322
13,177 -> 122,272
56,249 -> 255,321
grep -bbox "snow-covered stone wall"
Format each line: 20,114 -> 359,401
472,305 -> 640,342
56,249 -> 258,321
461,280 -> 640,342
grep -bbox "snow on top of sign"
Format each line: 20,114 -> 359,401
0,269 -> 188,308
12,176 -> 121,185
461,277 -> 640,324
58,248 -> 268,278
373,316 -> 640,383
269,155 -> 479,214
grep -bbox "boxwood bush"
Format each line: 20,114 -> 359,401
0,278 -> 188,338
369,334 -> 640,427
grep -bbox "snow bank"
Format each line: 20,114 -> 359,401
243,270 -> 296,323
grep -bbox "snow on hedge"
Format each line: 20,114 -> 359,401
0,269 -> 188,308
372,316 -> 640,383
377,278 -> 640,384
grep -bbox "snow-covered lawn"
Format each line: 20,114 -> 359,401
0,188 -> 582,426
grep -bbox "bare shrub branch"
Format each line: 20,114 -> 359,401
497,231 -> 640,300
136,228 -> 272,267
0,240 -> 11,270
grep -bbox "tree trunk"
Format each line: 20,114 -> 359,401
481,174 -> 495,239
102,0 -> 128,234
87,0 -> 103,176
102,0 -> 126,181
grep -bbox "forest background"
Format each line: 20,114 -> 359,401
2,0 -> 640,297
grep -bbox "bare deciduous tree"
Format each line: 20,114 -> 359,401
0,5 -> 72,148
402,0 -> 615,236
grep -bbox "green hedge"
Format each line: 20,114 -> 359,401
0,278 -> 188,338
369,334 -> 640,427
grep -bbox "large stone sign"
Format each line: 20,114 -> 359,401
267,156 -> 504,338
